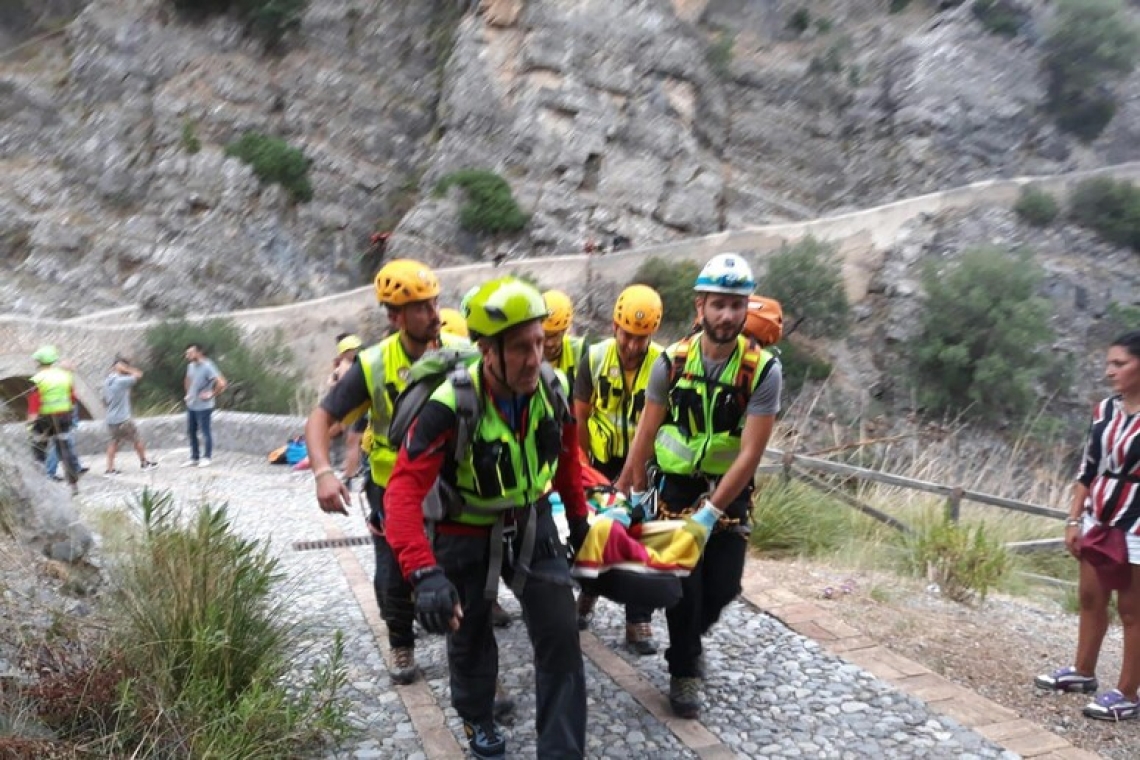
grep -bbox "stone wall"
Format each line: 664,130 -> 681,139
3,160 -> 1139,419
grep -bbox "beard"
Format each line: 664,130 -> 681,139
701,316 -> 741,344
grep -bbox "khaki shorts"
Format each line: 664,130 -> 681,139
108,420 -> 139,445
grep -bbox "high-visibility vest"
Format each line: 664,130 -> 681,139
359,332 -> 466,486
31,367 -> 73,415
583,338 -> 663,464
436,364 -> 565,526
654,334 -> 773,477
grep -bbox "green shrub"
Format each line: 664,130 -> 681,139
225,131 -> 313,202
765,237 -> 850,338
808,44 -> 843,75
1042,0 -> 1140,141
749,478 -> 855,556
706,33 -> 735,79
972,0 -> 1025,37
888,0 -> 911,13
94,489 -> 349,755
434,169 -> 528,235
169,0 -> 307,51
903,516 -> 1010,603
137,318 -> 304,415
788,8 -> 811,34
909,246 -> 1054,420
628,257 -> 702,338
1068,176 -> 1140,249
1013,186 -> 1059,227
814,17 -> 834,34
181,120 -> 201,154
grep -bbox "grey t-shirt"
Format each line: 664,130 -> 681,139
103,374 -> 137,425
185,359 -> 221,411
645,348 -> 783,417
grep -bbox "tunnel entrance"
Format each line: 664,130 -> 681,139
0,376 -> 95,422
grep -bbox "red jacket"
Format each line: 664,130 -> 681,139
385,388 -> 589,579
27,388 -> 78,418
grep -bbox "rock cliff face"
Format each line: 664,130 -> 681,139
1,0 -> 1139,317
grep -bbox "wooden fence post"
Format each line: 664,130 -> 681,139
782,450 -> 794,484
945,487 -> 963,523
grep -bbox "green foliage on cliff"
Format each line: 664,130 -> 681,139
225,132 -> 313,203
434,169 -> 529,235
169,0 -> 308,52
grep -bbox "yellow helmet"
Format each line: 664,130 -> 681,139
613,285 -> 663,336
374,259 -> 440,306
336,334 -> 362,355
542,290 -> 574,333
439,307 -> 469,338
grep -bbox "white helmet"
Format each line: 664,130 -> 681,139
694,253 -> 755,296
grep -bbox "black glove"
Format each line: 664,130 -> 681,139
410,566 -> 460,635
568,518 -> 590,556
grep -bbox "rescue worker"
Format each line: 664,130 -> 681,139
383,277 -> 590,760
573,284 -> 666,655
329,333 -> 365,483
541,289 -> 585,390
306,259 -> 466,685
28,346 -> 82,495
615,253 -> 783,720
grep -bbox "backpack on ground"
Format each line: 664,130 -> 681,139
388,346 -> 571,521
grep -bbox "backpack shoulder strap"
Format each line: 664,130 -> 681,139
668,337 -> 693,387
449,367 -> 481,459
539,363 -> 571,422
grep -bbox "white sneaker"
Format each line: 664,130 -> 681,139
180,459 -> 199,468
198,458 -> 212,468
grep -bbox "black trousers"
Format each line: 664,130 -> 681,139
660,474 -> 752,678
365,477 -> 416,649
435,504 -> 586,758
32,414 -> 80,485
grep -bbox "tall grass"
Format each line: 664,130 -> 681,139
31,489 -> 349,757
756,381 -> 1084,604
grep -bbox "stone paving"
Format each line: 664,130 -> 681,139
74,450 -> 1035,759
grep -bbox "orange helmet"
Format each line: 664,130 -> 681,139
744,295 -> 783,346
374,259 -> 440,306
613,285 -> 663,336
542,290 -> 574,333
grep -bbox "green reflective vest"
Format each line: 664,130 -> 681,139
360,332 -> 467,486
31,367 -> 73,415
584,338 -> 663,464
435,364 -> 564,526
654,334 -> 772,477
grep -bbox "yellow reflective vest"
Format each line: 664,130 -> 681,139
583,337 -> 663,465
359,332 -> 467,486
654,334 -> 772,477
31,367 -> 73,415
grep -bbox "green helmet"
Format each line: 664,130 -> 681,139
32,345 -> 60,365
463,277 -> 548,338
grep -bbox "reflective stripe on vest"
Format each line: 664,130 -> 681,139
31,367 -> 73,415
437,364 -> 560,526
360,333 -> 465,487
584,338 -> 662,464
654,335 -> 772,477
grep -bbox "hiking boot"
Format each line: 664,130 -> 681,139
1083,689 -> 1140,721
625,621 -> 657,656
491,600 -> 511,628
388,646 -> 418,685
493,678 -> 515,720
576,592 -> 597,631
462,719 -> 506,759
1034,666 -> 1099,694
669,676 -> 702,719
